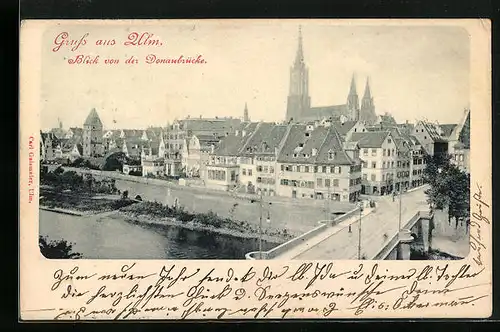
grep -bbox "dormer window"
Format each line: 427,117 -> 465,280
328,150 -> 335,160
293,153 -> 298,158
299,143 -> 304,148
305,132 -> 310,137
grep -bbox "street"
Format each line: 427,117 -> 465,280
280,186 -> 430,260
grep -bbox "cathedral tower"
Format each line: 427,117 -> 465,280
285,26 -> 311,123
360,78 -> 377,124
83,108 -> 104,157
346,74 -> 360,120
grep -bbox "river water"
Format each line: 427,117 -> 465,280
39,209 -> 278,259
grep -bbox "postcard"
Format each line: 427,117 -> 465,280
19,19 -> 492,320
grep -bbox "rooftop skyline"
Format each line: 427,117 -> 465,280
41,21 -> 470,130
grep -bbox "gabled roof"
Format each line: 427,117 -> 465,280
84,108 -> 103,127
350,131 -> 390,148
332,120 -> 358,136
439,124 -> 458,139
240,122 -> 288,157
181,118 -> 241,135
213,122 -> 259,156
121,129 -> 144,140
277,124 -> 355,165
420,121 -> 447,142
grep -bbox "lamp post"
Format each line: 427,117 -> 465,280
258,189 -> 263,259
357,200 -> 364,259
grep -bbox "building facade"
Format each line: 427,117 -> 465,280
82,108 -> 104,157
350,131 -> 398,195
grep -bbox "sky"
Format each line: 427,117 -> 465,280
41,21 -> 470,130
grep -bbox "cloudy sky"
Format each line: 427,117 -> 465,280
41,21 -> 470,130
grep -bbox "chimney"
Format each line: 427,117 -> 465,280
274,147 -> 279,157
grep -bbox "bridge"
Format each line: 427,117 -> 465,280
246,185 -> 433,260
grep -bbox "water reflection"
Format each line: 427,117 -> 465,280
39,210 -> 278,259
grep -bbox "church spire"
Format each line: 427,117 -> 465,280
294,26 -> 304,66
363,77 -> 372,100
360,77 -> 377,125
346,73 -> 360,119
349,74 -> 357,96
243,102 -> 249,122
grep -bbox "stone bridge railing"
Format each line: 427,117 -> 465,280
245,206 -> 361,260
372,210 -> 433,260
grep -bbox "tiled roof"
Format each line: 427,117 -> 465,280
439,124 -> 458,138
240,122 -> 288,157
181,118 -> 241,136
349,131 -> 390,148
332,120 -> 358,136
379,114 -> 397,124
420,121 -> 447,142
213,122 -> 259,156
84,108 -> 103,127
75,143 -> 83,156
277,124 -> 355,165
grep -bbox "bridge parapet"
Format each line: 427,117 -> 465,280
245,206 -> 361,260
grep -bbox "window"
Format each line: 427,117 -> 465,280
257,166 -> 262,172
314,166 -> 318,173
293,153 -> 298,158
383,149 -> 386,156
333,179 -> 339,187
363,174 -> 367,180
391,161 -> 394,168
248,169 -> 252,176
371,174 -> 376,181
326,167 -> 331,173
371,149 -> 377,156
322,166 -> 327,173
325,179 -> 331,187
382,174 -> 385,181
230,171 -> 236,181
424,136 -> 427,140
372,162 -> 376,168
257,177 -> 262,183
382,161 -> 386,168
363,149 -> 368,156
242,169 -> 247,176
387,149 -> 391,157
388,138 -> 392,143
281,165 -> 285,171
300,165 -> 305,172
305,166 -> 309,173
317,178 -> 323,187
328,152 -> 335,160
292,166 -> 297,172
270,166 -> 274,173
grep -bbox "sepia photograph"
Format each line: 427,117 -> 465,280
37,23 -> 472,261
20,19 -> 491,321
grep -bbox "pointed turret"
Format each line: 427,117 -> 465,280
294,25 -> 304,66
349,74 -> 357,96
360,77 -> 377,125
84,108 -> 103,127
362,77 -> 372,100
346,74 -> 359,119
243,102 -> 250,122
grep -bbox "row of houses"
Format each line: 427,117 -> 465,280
41,107 -> 470,203
203,108 -> 471,202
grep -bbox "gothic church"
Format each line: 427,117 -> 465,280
285,27 -> 378,125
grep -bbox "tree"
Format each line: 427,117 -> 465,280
423,153 -> 470,228
39,235 -> 82,259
